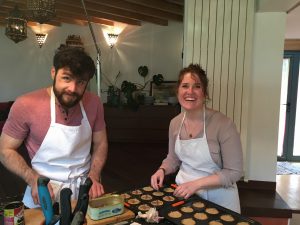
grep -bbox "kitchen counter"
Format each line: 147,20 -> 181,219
238,180 -> 293,225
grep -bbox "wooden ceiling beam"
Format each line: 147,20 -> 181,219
1,0 -> 182,27
165,0 -> 184,6
56,1 -> 141,26
85,0 -> 181,22
28,20 -> 61,27
59,0 -> 168,26
2,0 -> 119,27
123,0 -> 183,15
55,16 -> 87,26
56,10 -> 114,26
27,20 -> 61,27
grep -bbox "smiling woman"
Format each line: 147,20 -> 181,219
151,64 -> 243,213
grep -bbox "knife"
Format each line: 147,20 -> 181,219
70,211 -> 84,225
59,188 -> 72,225
37,176 -> 54,225
69,194 -> 88,225
72,177 -> 93,217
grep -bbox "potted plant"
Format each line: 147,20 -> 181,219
107,71 -> 121,107
121,65 -> 164,109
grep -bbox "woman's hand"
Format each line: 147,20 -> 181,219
151,168 -> 165,190
173,180 -> 200,199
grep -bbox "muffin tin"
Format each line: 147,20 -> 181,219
119,185 -> 261,225
119,184 -> 184,214
159,196 -> 261,225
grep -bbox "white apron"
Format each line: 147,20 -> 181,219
175,108 -> 240,213
23,88 -> 92,208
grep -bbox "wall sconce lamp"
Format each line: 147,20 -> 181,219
36,33 -> 48,48
107,33 -> 119,48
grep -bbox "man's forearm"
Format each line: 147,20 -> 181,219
0,148 -> 38,187
88,143 -> 107,182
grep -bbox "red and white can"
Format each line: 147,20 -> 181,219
4,201 -> 24,225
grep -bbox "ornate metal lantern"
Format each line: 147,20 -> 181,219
5,5 -> 27,43
27,0 -> 56,24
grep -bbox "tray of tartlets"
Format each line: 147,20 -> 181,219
159,196 -> 261,225
119,184 -> 184,214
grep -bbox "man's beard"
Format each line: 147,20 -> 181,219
53,85 -> 83,108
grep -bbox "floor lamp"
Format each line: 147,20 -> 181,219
81,0 -> 101,97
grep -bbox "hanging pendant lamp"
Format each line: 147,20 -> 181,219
27,0 -> 56,24
5,5 -> 27,43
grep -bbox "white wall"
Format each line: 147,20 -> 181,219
245,12 -> 286,181
99,21 -> 183,99
0,21 -> 183,102
183,0 -> 287,182
285,5 -> 300,39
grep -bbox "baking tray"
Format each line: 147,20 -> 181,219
159,196 -> 261,225
119,184 -> 184,214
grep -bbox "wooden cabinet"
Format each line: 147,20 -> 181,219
104,104 -> 181,143
102,104 -> 180,191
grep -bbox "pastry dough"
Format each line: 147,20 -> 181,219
220,214 -> 234,222
181,218 -> 196,225
194,212 -> 208,220
131,189 -> 142,195
120,193 -> 131,199
205,207 -> 219,215
163,195 -> 175,202
153,191 -> 164,196
163,187 -> 174,193
168,211 -> 182,218
138,204 -> 151,211
141,194 -> 152,200
151,200 -> 163,206
143,186 -> 154,192
127,198 -> 140,205
192,201 -> 205,208
180,206 -> 194,213
209,221 -> 223,225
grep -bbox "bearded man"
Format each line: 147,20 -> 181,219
0,47 -> 108,208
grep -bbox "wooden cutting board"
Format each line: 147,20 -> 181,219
24,207 -> 135,225
24,208 -> 44,225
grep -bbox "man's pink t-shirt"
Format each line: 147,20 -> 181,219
3,88 -> 106,159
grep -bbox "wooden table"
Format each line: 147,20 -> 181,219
24,207 -> 135,225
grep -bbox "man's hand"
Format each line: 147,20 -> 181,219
29,174 -> 55,205
88,176 -> 105,198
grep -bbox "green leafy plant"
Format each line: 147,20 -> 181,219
107,71 -> 121,107
121,65 -> 164,109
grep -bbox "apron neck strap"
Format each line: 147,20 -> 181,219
50,87 -> 86,123
179,106 -> 206,139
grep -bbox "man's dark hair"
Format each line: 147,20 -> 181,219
53,47 -> 96,80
